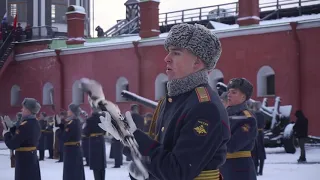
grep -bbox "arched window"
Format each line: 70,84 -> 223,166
257,66 -> 276,96
116,77 -> 129,102
11,85 -> 21,106
208,69 -> 224,91
155,73 -> 168,100
72,80 -> 84,104
43,82 -> 54,105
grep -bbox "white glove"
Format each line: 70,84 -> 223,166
80,78 -> 106,107
1,117 -> 10,137
54,115 -> 61,124
99,112 -> 121,140
128,161 -> 149,180
82,122 -> 87,129
4,116 -> 14,128
53,126 -> 59,133
125,111 -> 137,133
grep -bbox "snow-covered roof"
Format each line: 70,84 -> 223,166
66,5 -> 86,15
84,35 -> 141,47
86,13 -> 320,47
209,13 -> 320,30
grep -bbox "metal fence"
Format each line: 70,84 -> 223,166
21,26 -> 60,41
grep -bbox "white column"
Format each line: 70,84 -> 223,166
76,0 -> 80,6
41,0 -> 46,36
33,0 -> 38,27
41,0 -> 45,26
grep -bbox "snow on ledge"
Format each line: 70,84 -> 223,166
84,35 -> 141,46
66,5 -> 86,15
68,37 -> 86,42
210,13 -> 320,31
140,0 -> 160,2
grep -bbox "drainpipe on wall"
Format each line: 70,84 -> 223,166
290,22 -> 302,110
55,49 -> 65,111
132,41 -> 142,110
132,41 -> 141,94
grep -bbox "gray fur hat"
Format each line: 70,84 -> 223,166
68,103 -> 81,117
22,98 -> 41,114
164,23 -> 222,70
227,78 -> 253,100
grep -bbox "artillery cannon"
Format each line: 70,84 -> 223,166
121,84 -> 297,154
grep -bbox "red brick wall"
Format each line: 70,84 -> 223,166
0,27 -> 319,136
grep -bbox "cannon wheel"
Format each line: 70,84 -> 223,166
283,132 -> 296,154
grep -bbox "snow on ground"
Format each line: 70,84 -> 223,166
0,142 -> 319,180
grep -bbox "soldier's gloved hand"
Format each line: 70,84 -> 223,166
80,78 -> 106,107
1,117 -> 10,136
4,116 -> 14,128
125,111 -> 137,133
82,122 -> 87,129
53,126 -> 59,133
99,112 -> 121,140
128,159 -> 149,180
54,115 -> 61,124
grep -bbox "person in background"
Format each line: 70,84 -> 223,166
2,98 -> 42,180
37,112 -> 47,161
58,104 -> 85,180
220,78 -> 258,180
293,110 -> 309,163
83,103 -> 107,180
143,113 -> 153,133
251,101 -> 266,176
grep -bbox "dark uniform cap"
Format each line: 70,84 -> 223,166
68,103 -> 81,117
22,98 -> 41,114
164,23 -> 222,70
227,78 -> 253,100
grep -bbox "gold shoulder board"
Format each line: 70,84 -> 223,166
20,121 -> 27,126
243,110 -> 252,118
195,87 -> 211,102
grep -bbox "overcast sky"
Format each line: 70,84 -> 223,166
90,0 -> 274,37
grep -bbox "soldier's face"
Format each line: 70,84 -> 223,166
21,106 -> 31,117
164,46 -> 204,80
67,110 -> 73,117
227,88 -> 246,106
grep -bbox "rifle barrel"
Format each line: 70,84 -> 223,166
121,90 -> 158,109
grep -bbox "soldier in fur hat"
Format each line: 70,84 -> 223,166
220,78 -> 258,180
37,112 -> 47,161
57,103 -> 85,180
98,23 -> 230,180
83,96 -> 107,180
1,98 -> 42,180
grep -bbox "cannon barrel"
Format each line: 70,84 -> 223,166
121,90 -> 158,109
